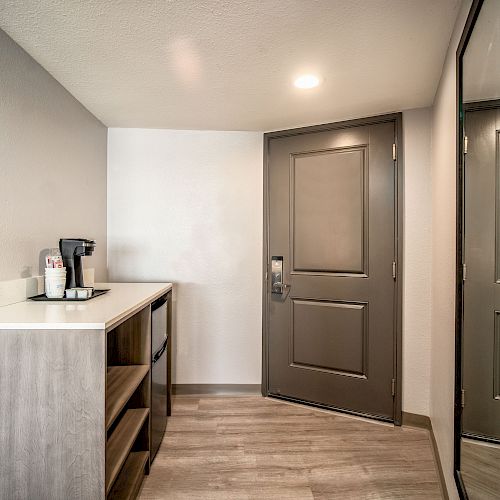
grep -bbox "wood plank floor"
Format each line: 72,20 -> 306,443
461,438 -> 500,500
139,396 -> 442,499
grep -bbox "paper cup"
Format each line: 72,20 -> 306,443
45,267 -> 66,275
45,272 -> 66,299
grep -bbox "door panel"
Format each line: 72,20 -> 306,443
292,147 -> 367,274
463,107 -> 500,440
266,119 -> 398,420
291,299 -> 367,376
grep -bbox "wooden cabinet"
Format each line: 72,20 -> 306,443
0,284 -> 172,500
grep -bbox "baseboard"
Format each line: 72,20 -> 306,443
173,384 -> 262,396
402,411 -> 432,430
403,412 -> 449,500
428,422 -> 450,500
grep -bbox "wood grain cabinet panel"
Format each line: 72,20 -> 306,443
0,329 -> 106,499
0,300 -> 158,500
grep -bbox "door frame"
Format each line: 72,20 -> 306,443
261,113 -> 404,425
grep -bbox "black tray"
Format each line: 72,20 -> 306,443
29,289 -> 110,302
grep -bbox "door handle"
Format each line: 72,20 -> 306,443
153,337 -> 168,364
273,282 -> 290,294
273,282 -> 291,300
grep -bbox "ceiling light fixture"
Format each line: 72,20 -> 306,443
294,74 -> 321,89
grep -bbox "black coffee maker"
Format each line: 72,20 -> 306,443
59,238 -> 96,289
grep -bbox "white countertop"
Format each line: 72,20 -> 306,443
0,282 -> 172,331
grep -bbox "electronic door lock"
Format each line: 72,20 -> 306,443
271,256 -> 291,296
271,256 -> 283,293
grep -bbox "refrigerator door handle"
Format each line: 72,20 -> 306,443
152,337 -> 168,364
152,294 -> 168,312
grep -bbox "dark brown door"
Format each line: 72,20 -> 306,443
265,117 -> 400,421
463,106 -> 500,440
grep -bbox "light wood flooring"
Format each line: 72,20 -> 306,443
461,438 -> 500,500
139,396 -> 442,499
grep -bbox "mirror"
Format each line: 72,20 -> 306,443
457,0 -> 500,498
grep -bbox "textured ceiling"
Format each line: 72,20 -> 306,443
0,0 -> 460,131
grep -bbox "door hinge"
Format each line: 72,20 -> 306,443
392,143 -> 397,161
462,263 -> 467,281
461,389 -> 465,407
464,136 -> 468,154
392,261 -> 397,280
391,379 -> 396,397
265,271 -> 268,281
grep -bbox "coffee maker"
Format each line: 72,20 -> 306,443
59,238 -> 96,289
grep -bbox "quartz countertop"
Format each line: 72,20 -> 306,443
0,282 -> 172,331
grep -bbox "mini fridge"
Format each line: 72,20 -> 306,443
151,294 -> 169,461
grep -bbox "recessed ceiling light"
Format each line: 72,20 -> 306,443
294,74 -> 321,89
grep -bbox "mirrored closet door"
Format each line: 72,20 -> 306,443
456,1 -> 500,498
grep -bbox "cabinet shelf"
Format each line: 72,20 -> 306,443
106,365 -> 149,430
107,451 -> 150,500
106,408 -> 149,494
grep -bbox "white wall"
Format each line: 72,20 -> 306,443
107,129 -> 263,384
0,29 -> 107,282
108,118 -> 435,414
402,108 -> 433,416
430,1 -> 472,498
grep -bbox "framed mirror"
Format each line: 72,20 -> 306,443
456,0 -> 500,498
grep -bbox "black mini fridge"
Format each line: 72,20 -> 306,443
151,294 -> 169,461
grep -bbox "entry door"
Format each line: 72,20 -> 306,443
463,106 -> 500,440
266,118 -> 399,421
